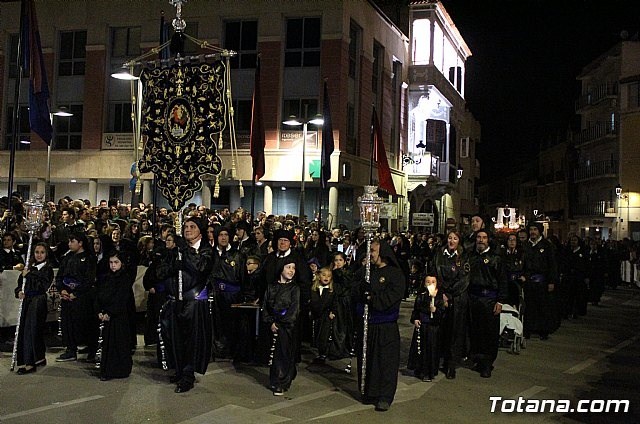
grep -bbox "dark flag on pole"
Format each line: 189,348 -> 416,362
159,11 -> 170,61
250,56 -> 265,182
21,0 -> 52,145
320,81 -> 334,189
372,108 -> 397,195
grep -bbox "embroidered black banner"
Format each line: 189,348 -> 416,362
138,61 -> 225,211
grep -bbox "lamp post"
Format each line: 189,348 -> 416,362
616,183 -> 629,240
282,109 -> 323,222
356,185 -> 382,395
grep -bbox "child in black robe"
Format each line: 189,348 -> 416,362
96,251 -> 134,380
14,242 -> 54,374
407,275 -> 446,381
262,257 -> 300,396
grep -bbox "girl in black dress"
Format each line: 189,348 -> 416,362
262,257 -> 300,396
14,242 -> 54,374
96,251 -> 135,380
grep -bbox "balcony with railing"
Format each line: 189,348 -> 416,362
575,121 -> 617,146
573,201 -> 617,217
573,160 -> 618,182
575,82 -> 618,111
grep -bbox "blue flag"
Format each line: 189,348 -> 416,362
320,81 -> 334,189
21,0 -> 52,145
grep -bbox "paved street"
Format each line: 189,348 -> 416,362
1,286 -> 639,424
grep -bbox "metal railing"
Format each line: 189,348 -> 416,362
573,200 -> 616,216
573,160 -> 618,182
575,82 -> 618,110
575,121 -> 617,146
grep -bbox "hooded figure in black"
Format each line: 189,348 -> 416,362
95,250 -> 135,380
262,255 -> 300,396
156,216 -> 214,393
354,238 -> 405,412
262,229 -> 312,359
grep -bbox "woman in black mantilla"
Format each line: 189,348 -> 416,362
262,256 -> 300,396
96,250 -> 135,380
355,238 -> 405,412
14,242 -> 54,374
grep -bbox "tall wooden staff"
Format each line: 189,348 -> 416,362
10,194 -> 45,371
357,186 -> 382,395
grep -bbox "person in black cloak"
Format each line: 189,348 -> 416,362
310,265 -> 352,362
262,255 -> 300,396
157,216 -> 214,393
55,232 -> 98,362
354,238 -> 406,412
14,242 -> 54,374
407,274 -> 446,382
95,250 -> 135,380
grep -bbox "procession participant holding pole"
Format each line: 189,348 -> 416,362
157,216 -> 214,393
355,238 -> 405,412
13,243 -> 53,374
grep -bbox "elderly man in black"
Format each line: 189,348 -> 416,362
157,217 -> 214,393
355,239 -> 405,412
55,232 -> 97,362
522,222 -> 558,340
468,230 -> 508,378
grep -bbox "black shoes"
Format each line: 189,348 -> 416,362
272,388 -> 284,396
56,350 -> 77,362
169,374 -> 181,384
422,375 -> 433,382
446,368 -> 456,379
100,375 -> 110,381
375,401 -> 390,412
175,381 -> 194,393
480,368 -> 492,378
16,367 -> 36,375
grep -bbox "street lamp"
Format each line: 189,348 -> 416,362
282,111 -> 323,222
615,183 -> 629,239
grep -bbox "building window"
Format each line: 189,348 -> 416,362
59,31 -> 87,76
628,82 -> 640,108
107,102 -> 133,133
16,185 -> 30,201
285,17 -> 321,67
349,22 -> 360,78
372,41 -> 384,110
391,59 -> 402,156
4,105 -> 31,150
54,104 -> 83,150
229,99 -> 252,148
109,185 -> 125,204
224,20 -> 258,69
111,27 -> 141,58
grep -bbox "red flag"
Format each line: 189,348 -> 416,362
250,56 -> 265,182
372,109 -> 397,195
21,0 -> 52,145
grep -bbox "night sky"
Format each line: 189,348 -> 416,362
439,0 -> 640,180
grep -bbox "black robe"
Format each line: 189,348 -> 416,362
310,281 -> 351,359
262,281 -> 300,391
407,290 -> 445,378
157,240 -> 214,382
96,267 -> 135,379
522,238 -> 558,336
55,250 -> 98,352
355,262 -> 405,405
432,248 -> 470,369
15,262 -> 54,366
